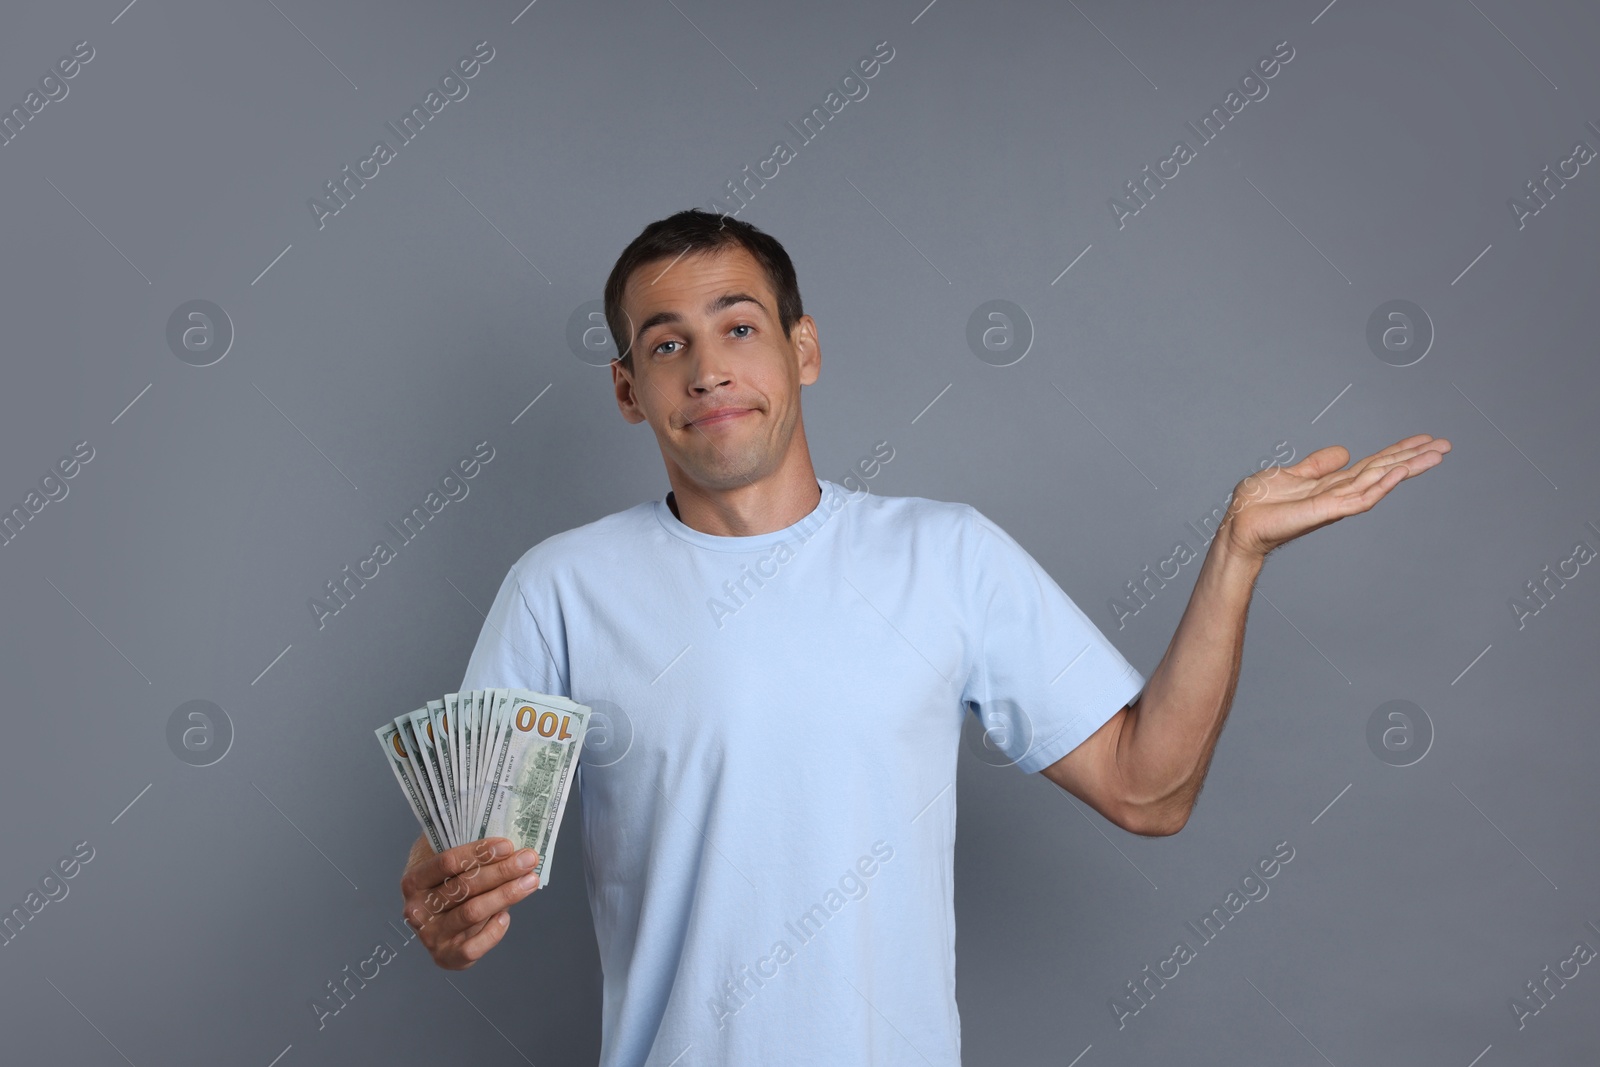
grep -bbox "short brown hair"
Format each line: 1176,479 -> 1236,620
603,209 -> 804,373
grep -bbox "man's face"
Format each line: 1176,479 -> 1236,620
611,245 -> 819,493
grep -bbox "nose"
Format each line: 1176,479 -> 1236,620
688,345 -> 734,394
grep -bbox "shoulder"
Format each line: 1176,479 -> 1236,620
848,487 -> 1047,583
840,483 -> 988,549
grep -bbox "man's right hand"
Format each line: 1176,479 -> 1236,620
399,834 -> 541,970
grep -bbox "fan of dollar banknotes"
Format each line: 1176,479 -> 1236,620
376,689 -> 590,887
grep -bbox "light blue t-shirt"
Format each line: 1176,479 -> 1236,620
460,478 -> 1146,1066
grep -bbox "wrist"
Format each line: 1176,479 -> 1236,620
1215,519 -> 1268,571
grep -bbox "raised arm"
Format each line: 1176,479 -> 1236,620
1041,434 -> 1451,836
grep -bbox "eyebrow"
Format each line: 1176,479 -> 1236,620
631,292 -> 769,352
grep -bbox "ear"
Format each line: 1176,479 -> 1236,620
612,361 -> 647,424
793,315 -> 821,386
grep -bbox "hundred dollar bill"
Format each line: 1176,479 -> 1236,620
469,689 -> 510,841
397,712 -> 449,850
459,691 -> 481,832
468,689 -> 491,830
481,691 -> 590,886
428,698 -> 461,847
409,706 -> 455,847
458,690 -> 480,833
375,719 -> 445,853
445,692 -> 466,837
470,694 -> 508,831
376,689 -> 590,864
442,693 -> 458,832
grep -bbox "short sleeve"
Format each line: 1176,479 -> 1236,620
959,507 -> 1146,774
459,562 -> 567,696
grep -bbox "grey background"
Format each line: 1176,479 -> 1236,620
2,0 -> 1596,1064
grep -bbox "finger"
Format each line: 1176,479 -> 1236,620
1338,461 -> 1405,496
1353,446 -> 1448,488
431,911 -> 498,963
1372,433 -> 1437,459
452,911 -> 512,967
1330,463 -> 1413,513
456,911 -> 498,944
1283,445 -> 1351,480
1355,463 -> 1410,505
402,837 -> 512,897
433,864 -> 540,942
406,847 -> 540,931
1374,440 -> 1449,466
401,838 -> 507,898
1348,435 -> 1441,476
1328,442 -> 1445,494
443,847 -> 539,903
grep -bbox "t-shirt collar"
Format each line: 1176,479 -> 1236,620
653,478 -> 840,552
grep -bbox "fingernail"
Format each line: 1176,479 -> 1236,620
517,872 -> 538,891
516,849 -> 538,869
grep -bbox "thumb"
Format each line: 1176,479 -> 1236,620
1284,445 -> 1349,479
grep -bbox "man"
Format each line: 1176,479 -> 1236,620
398,209 -> 1450,1064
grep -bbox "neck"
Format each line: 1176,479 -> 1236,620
665,454 -> 821,537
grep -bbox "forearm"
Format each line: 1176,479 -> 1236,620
1115,525 -> 1264,831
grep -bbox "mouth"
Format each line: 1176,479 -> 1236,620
689,408 -> 754,429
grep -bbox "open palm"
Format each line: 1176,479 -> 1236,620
1224,434 -> 1452,560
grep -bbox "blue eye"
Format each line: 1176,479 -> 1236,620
653,340 -> 680,356
731,324 -> 752,338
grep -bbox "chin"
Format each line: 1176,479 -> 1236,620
682,455 -> 773,490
